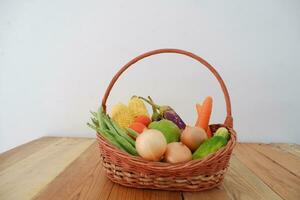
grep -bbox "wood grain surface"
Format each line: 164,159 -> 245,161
0,137 -> 299,200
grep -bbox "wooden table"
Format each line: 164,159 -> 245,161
0,137 -> 299,200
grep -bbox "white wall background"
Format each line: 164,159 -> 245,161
1,0 -> 300,153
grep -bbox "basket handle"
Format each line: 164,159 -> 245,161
101,48 -> 233,128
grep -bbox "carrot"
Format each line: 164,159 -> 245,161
195,96 -> 213,138
134,115 -> 151,127
195,103 -> 212,137
195,103 -> 202,126
128,122 -> 146,134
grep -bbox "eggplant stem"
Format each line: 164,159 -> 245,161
148,96 -> 154,102
138,96 -> 160,109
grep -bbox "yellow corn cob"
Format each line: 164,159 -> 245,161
128,97 -> 149,118
111,103 -> 134,128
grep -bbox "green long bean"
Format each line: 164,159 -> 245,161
88,107 -> 137,155
97,107 -> 108,130
126,128 -> 138,139
91,117 -> 99,127
105,130 -> 138,156
110,119 -> 136,146
87,123 -> 126,152
101,114 -> 135,146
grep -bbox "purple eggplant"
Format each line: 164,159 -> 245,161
138,96 -> 186,129
163,108 -> 186,129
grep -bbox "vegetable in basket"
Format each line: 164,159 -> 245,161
88,107 -> 138,155
135,129 -> 167,161
195,96 -> 213,138
126,128 -> 139,139
110,97 -> 149,129
192,127 -> 230,160
214,127 -> 230,140
195,104 -> 212,137
134,115 -> 151,126
128,96 -> 149,118
164,142 -> 192,163
89,96 -> 230,162
128,122 -> 147,134
111,103 -> 134,128
128,115 -> 151,134
139,96 -> 186,129
148,119 -> 181,143
148,96 -> 163,122
181,126 -> 207,151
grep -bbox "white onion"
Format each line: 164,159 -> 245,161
181,126 -> 207,151
135,129 -> 167,161
164,142 -> 192,163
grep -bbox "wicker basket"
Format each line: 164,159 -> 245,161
97,49 -> 237,191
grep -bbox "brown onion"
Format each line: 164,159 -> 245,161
164,142 -> 192,163
181,126 -> 207,151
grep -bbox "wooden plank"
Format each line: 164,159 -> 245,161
0,137 -> 94,200
0,137 -> 61,171
184,186 -> 231,200
68,163 -> 113,200
248,143 -> 300,177
234,144 -> 300,200
223,156 -> 282,200
34,142 -> 113,200
108,184 -> 181,200
2,139 -> 299,200
271,143 -> 300,158
185,155 -> 283,200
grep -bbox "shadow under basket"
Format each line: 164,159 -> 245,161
96,49 -> 237,191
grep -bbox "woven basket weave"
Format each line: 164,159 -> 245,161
97,49 -> 237,191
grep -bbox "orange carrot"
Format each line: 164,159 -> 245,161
195,103 -> 212,137
195,96 -> 213,138
134,115 -> 151,127
129,122 -> 146,134
195,103 -> 202,126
